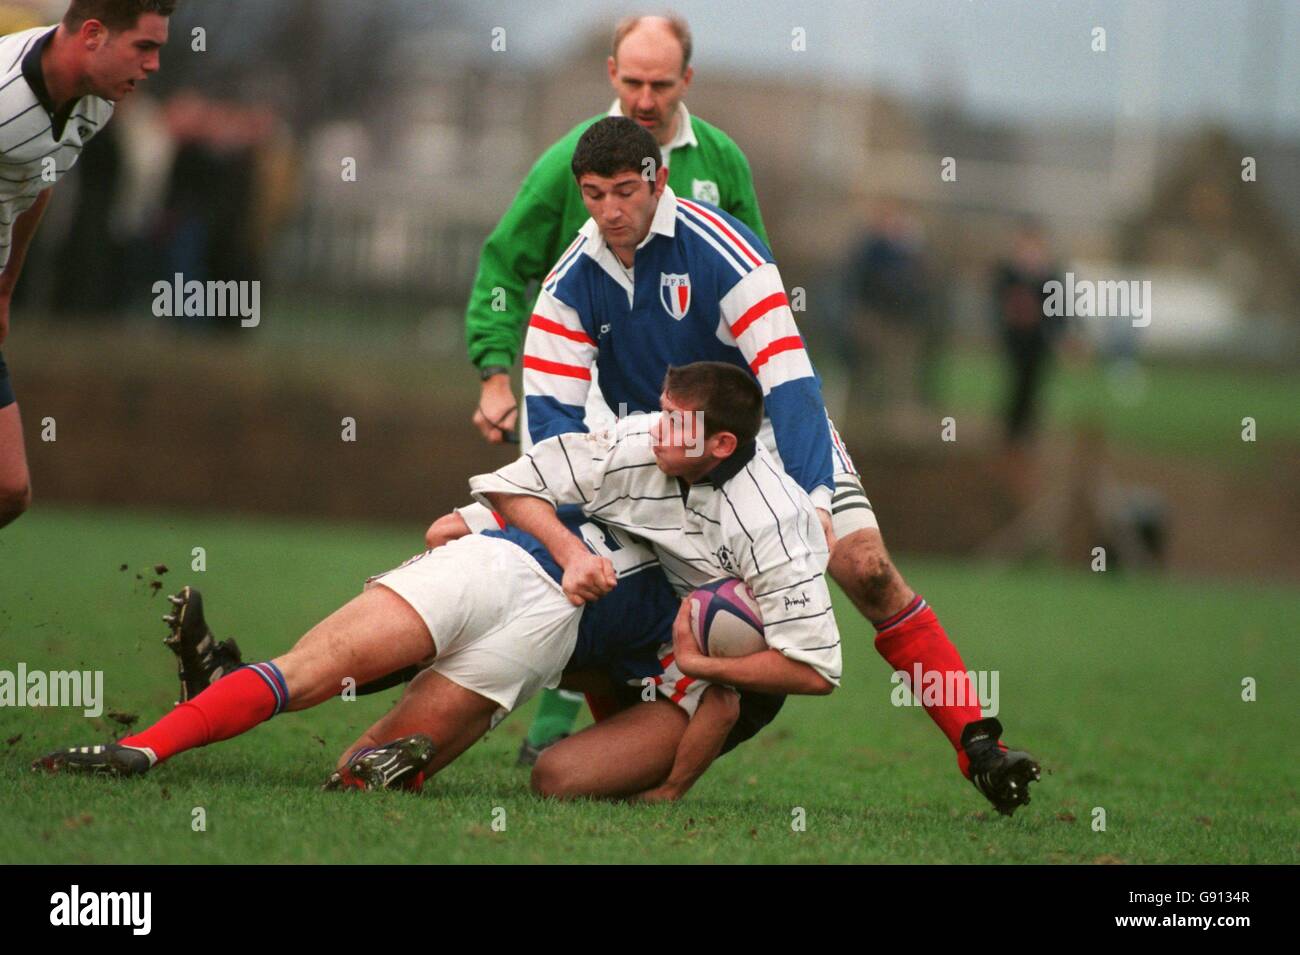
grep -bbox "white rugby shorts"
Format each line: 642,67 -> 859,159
366,535 -> 580,720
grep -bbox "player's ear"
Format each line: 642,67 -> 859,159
681,65 -> 694,91
82,18 -> 108,50
606,56 -> 618,86
712,431 -> 738,459
653,163 -> 668,195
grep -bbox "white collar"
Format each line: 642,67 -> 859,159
607,99 -> 698,152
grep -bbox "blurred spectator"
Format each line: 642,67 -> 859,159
841,199 -> 937,414
50,124 -> 125,316
989,221 -> 1066,503
991,221 -> 1065,447
155,90 -> 297,329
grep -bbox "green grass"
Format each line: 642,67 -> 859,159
937,349 -> 1300,462
1,506 -> 1297,864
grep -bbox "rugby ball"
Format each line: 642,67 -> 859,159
688,578 -> 766,657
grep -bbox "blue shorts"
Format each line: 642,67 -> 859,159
0,350 -> 13,409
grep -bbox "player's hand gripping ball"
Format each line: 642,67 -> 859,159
688,578 -> 766,657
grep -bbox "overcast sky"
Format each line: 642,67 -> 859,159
459,0 -> 1299,137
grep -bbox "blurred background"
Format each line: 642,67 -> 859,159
4,0 -> 1298,582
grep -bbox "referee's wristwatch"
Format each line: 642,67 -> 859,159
479,364 -> 511,381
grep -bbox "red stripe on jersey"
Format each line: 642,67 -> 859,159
660,652 -> 676,668
670,676 -> 695,703
749,335 -> 805,374
522,355 -> 592,380
529,314 -> 596,346
678,199 -> 764,267
730,292 -> 788,339
491,510 -> 505,530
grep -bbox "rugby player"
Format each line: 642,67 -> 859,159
472,363 -> 844,705
483,118 -> 1044,814
33,504 -> 773,800
0,0 -> 173,528
462,13 -> 768,760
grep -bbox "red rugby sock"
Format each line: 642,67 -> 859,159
120,663 -> 287,763
874,596 -> 991,773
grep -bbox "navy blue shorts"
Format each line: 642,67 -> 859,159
0,350 -> 13,409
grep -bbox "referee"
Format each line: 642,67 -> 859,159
463,13 -> 770,762
0,0 -> 174,528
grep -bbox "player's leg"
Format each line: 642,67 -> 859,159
330,668 -> 501,786
530,699 -> 687,799
0,359 -> 33,528
330,535 -> 582,789
824,417 -> 1040,813
34,585 -> 437,777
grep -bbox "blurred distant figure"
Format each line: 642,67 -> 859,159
842,200 -> 935,413
991,221 -> 1065,447
989,221 -> 1065,503
156,89 -> 295,330
51,120 -> 125,315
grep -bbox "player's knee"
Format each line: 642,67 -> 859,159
530,748 -> 580,800
425,511 -> 470,549
275,646 -> 344,707
0,479 -> 31,527
830,532 -> 897,606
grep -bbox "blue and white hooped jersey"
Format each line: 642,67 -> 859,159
521,186 -> 835,511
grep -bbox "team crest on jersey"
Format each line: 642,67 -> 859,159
660,273 -> 692,320
692,179 -> 720,204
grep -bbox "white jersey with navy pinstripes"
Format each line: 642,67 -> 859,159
469,412 -> 843,685
521,185 -> 836,515
0,26 -> 113,270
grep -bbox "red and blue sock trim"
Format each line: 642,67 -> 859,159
244,661 -> 289,715
874,595 -> 928,634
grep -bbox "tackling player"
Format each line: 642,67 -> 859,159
504,119 -> 1042,814
34,504 -> 771,801
461,14 -> 768,762
0,0 -> 173,528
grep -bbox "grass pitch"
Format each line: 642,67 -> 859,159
1,506 -> 1296,864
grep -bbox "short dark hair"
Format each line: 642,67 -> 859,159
63,0 -> 177,33
663,362 -> 763,446
571,116 -> 663,183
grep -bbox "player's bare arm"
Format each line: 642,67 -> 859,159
483,491 -> 615,605
670,598 -> 835,696
0,189 -> 52,344
630,683 -> 739,803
